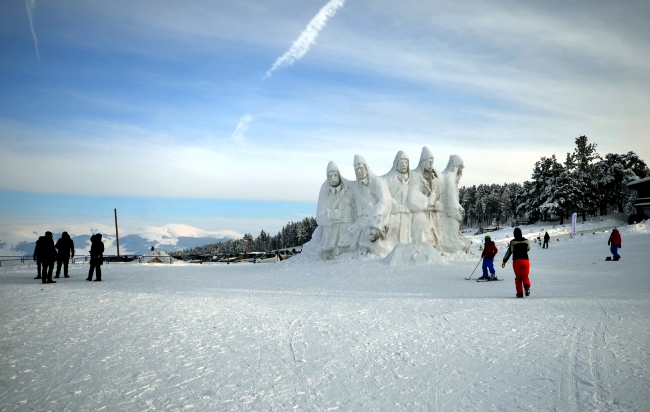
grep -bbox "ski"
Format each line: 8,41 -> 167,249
476,278 -> 504,282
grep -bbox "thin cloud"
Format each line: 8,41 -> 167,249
264,0 -> 346,79
231,114 -> 252,141
25,0 -> 40,61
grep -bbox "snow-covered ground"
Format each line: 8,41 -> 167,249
1,217 -> 649,411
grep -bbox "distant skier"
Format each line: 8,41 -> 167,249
478,235 -> 498,280
87,234 -> 105,282
39,231 -> 58,284
501,228 -> 531,298
33,236 -> 44,280
55,232 -> 75,278
543,232 -> 550,249
607,228 -> 622,261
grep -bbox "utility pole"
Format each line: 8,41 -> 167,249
114,208 -> 120,258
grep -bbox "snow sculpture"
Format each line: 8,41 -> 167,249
382,151 -> 412,249
407,146 -> 442,246
305,148 -> 469,262
435,155 -> 471,253
349,155 -> 392,255
316,161 -> 354,259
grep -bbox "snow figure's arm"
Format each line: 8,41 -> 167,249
406,180 -> 429,212
316,182 -> 333,227
370,178 -> 392,230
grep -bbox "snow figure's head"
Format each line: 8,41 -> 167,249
354,154 -> 369,180
444,155 -> 464,183
392,151 -> 410,175
326,161 -> 341,188
418,146 -> 435,174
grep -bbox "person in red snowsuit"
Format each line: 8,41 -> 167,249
607,228 -> 622,261
501,227 -> 531,298
479,235 -> 498,280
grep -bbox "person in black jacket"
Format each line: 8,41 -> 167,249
501,227 -> 531,298
55,232 -> 75,278
39,231 -> 58,284
33,236 -> 44,280
87,234 -> 104,282
543,232 -> 550,249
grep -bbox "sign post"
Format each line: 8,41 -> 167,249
571,212 -> 577,236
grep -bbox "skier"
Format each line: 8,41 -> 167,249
32,236 -> 44,280
39,231 -> 58,284
478,235 -> 498,280
543,232 -> 550,249
55,232 -> 75,278
87,234 -> 104,282
501,227 -> 531,298
607,228 -> 622,261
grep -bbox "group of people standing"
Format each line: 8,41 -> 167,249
33,232 -> 105,283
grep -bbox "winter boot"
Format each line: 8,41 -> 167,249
64,275 -> 70,278
86,277 -> 92,281
489,274 -> 498,281
93,278 -> 102,282
516,293 -> 524,298
613,256 -> 620,261
47,280 -> 56,283
605,257 -> 612,261
524,285 -> 530,297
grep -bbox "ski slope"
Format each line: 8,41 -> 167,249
1,221 -> 649,411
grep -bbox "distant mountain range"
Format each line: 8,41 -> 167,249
0,223 -> 242,257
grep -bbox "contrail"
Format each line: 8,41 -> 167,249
231,114 -> 253,141
25,0 -> 40,61
264,0 -> 346,79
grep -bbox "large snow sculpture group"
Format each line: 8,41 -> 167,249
311,147 -> 470,262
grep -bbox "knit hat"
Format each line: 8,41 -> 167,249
484,235 -> 491,240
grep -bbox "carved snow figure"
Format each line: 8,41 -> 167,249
436,155 -> 470,253
350,155 -> 392,256
316,161 -> 354,259
407,146 -> 442,246
382,151 -> 412,248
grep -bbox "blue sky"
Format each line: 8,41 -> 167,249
1,0 -> 649,235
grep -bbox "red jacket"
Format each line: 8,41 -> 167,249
608,229 -> 621,246
482,241 -> 498,259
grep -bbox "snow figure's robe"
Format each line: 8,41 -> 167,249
316,162 -> 354,259
435,155 -> 470,253
350,155 -> 392,256
382,151 -> 412,249
407,147 -> 443,247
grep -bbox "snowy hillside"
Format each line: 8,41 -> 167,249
0,223 -> 242,256
1,217 -> 649,410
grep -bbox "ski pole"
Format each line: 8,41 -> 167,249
466,256 -> 483,280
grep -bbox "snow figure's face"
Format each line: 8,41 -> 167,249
354,162 -> 368,180
328,171 -> 341,187
396,157 -> 409,174
423,158 -> 434,173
